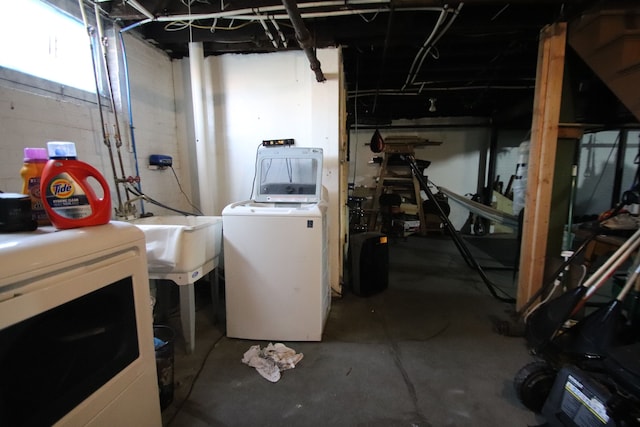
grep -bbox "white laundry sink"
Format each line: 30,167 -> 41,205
130,215 -> 223,274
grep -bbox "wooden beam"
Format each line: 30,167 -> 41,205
517,22 -> 567,310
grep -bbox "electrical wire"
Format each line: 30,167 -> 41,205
169,166 -> 203,215
126,185 -> 201,216
286,158 -> 293,183
165,332 -> 226,426
249,142 -> 263,200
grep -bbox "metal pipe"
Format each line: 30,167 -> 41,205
94,4 -> 131,210
281,0 -> 326,82
124,0 -> 154,20
78,0 -> 124,212
118,31 -> 144,214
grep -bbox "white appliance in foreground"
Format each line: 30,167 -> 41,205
223,200 -> 330,341
0,222 -> 161,427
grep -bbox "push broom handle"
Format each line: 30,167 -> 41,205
580,227 -> 640,290
617,254 -> 640,302
569,229 -> 640,318
572,245 -> 640,317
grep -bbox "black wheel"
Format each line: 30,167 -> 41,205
513,361 -> 557,413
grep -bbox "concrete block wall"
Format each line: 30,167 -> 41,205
0,32 -> 192,218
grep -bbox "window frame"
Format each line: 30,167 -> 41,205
0,0 -> 109,107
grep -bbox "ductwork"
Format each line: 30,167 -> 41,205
281,0 -> 327,82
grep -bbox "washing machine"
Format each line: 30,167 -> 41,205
222,146 -> 330,341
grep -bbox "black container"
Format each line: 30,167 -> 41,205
0,193 -> 37,232
153,325 -> 175,411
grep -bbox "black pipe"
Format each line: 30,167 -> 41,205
281,0 -> 326,82
612,129 -> 627,208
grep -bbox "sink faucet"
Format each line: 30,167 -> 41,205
119,194 -> 148,220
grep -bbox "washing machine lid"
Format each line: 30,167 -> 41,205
254,147 -> 323,203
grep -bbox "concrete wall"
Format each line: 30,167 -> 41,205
576,129 -> 640,217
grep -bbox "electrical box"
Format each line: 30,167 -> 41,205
149,154 -> 173,167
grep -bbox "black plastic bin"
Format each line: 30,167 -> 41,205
153,325 -> 175,410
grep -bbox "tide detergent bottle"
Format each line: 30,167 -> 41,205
41,141 -> 112,229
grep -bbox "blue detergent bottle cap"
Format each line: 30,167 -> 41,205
47,141 -> 77,159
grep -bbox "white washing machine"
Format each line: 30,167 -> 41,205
223,146 -> 330,341
222,200 -> 330,341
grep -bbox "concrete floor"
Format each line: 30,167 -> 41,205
158,233 -> 546,427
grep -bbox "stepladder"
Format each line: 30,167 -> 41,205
367,144 -> 427,236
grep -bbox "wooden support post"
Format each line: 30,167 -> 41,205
517,22 -> 567,310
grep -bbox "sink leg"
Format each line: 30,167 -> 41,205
179,284 -> 196,354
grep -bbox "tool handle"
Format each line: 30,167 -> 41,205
580,227 -> 640,289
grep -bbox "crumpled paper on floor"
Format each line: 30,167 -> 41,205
241,343 -> 304,382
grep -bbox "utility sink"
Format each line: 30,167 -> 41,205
130,215 -> 223,354
130,215 -> 223,274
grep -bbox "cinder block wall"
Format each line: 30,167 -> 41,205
0,32 -> 192,217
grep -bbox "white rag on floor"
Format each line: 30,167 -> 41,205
241,343 -> 304,382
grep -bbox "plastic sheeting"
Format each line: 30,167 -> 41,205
136,226 -> 183,272
438,186 -> 519,229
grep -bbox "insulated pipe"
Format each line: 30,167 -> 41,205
281,0 -> 326,82
189,42 -> 215,215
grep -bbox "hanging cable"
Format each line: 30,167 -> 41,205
170,166 -> 203,215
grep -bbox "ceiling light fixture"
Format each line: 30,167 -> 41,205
428,98 -> 437,113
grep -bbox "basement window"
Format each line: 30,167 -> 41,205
0,0 -> 96,94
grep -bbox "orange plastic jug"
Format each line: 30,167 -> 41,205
40,142 -> 112,229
